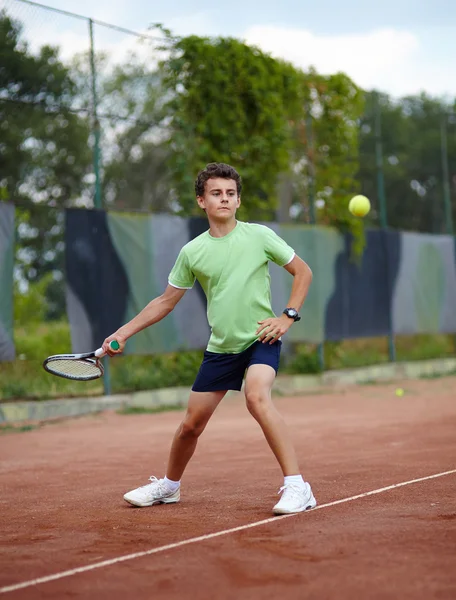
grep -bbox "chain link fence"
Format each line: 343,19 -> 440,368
2,0 -> 455,229
1,0 -> 455,391
1,0 -> 164,211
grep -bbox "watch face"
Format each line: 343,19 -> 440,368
287,309 -> 297,317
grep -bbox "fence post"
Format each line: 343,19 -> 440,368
306,110 -> 325,371
374,92 -> 396,363
440,113 -> 454,235
89,19 -> 102,210
89,18 -> 112,395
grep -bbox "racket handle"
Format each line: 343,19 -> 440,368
94,340 -> 120,358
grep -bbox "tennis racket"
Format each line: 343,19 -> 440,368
43,340 -> 120,381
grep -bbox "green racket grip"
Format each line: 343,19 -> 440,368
95,340 -> 120,358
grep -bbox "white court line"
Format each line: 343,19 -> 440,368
1,469 -> 455,595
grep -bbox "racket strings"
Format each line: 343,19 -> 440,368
45,358 -> 103,380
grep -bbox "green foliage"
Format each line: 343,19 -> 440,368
321,334 -> 455,369
0,424 -> 37,434
323,339 -> 388,369
395,334 -> 456,362
111,351 -> 204,392
291,70 -> 366,255
1,320 -> 203,400
359,92 -> 456,233
14,275 -> 72,361
313,73 -> 366,255
419,370 -> 456,380
0,14 -> 92,197
0,12 -> 91,306
103,67 -> 173,212
117,404 -> 184,415
14,272 -> 54,325
70,49 -> 175,212
282,344 -> 322,374
160,35 -> 367,252
14,319 -> 71,360
1,321 -> 454,402
161,35 -> 306,220
3,11 -> 456,405
1,379 -> 30,401
0,358 -> 103,401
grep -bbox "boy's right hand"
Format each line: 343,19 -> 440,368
102,335 -> 126,356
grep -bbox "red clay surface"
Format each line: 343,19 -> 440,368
1,376 -> 456,599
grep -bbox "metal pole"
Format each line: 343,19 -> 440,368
374,92 -> 396,362
306,112 -> 317,225
89,19 -> 102,210
374,94 -> 388,230
440,113 -> 454,235
89,18 -> 111,395
306,110 -> 325,371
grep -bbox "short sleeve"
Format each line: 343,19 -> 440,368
168,248 -> 195,289
261,226 -> 295,266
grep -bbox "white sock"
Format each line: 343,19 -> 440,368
164,476 -> 180,492
284,475 -> 305,488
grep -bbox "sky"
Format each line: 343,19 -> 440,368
3,0 -> 456,99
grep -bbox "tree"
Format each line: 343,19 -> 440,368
0,12 -> 92,316
99,58 -> 174,212
289,70 -> 365,253
159,34 -> 366,253
161,35 -> 306,220
358,91 -> 456,234
68,37 -> 177,213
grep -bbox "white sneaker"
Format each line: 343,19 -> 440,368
273,482 -> 317,515
123,476 -> 180,507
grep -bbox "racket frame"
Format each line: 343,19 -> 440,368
42,341 -> 119,381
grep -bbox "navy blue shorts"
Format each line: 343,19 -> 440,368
192,341 -> 282,393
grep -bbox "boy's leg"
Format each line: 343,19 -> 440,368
244,364 -> 299,475
244,363 -> 316,514
166,390 -> 227,481
123,389 -> 226,507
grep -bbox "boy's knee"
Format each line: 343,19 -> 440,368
245,390 -> 269,416
179,412 -> 210,439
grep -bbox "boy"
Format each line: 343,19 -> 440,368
102,162 -> 316,515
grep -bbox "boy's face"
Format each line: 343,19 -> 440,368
197,177 -> 240,220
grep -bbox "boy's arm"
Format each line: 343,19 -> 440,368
102,285 -> 187,355
256,255 -> 312,344
282,254 -> 313,311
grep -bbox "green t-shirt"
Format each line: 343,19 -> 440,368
168,221 -> 295,354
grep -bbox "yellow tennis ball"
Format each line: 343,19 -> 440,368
349,195 -> 371,217
395,388 -> 404,397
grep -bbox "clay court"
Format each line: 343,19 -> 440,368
1,376 -> 455,599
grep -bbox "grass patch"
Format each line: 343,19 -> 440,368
419,370 -> 456,380
0,424 -> 38,434
1,320 -> 202,401
1,320 -> 454,402
284,334 -> 455,373
395,334 -> 456,362
117,404 -> 184,415
0,359 -> 103,401
357,379 -> 394,386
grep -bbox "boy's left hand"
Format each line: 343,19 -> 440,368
256,314 -> 294,344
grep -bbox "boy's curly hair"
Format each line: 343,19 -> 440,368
195,163 -> 242,197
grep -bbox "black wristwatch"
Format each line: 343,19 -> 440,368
283,308 -> 301,322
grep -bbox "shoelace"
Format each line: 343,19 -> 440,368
139,476 -> 167,494
277,483 -> 306,502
